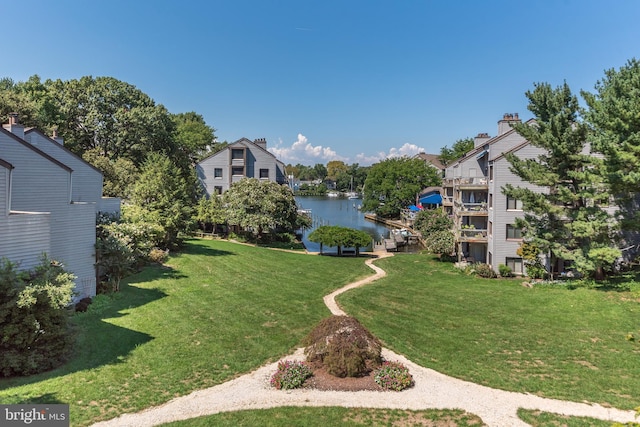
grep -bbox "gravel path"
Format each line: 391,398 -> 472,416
92,252 -> 638,427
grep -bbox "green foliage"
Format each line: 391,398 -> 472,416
504,81 -> 619,280
439,137 -> 474,166
171,111 -> 216,164
474,263 -> 497,278
307,225 -> 372,256
82,149 -> 138,199
362,157 -> 442,217
223,178 -> 298,239
413,209 -> 455,254
498,264 -> 514,277
129,152 -> 196,249
303,316 -> 382,378
516,242 -> 547,279
0,257 -> 74,377
583,58 -> 640,232
373,361 -> 414,391
269,360 -> 313,390
195,195 -> 226,233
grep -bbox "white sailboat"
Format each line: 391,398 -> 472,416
347,176 -> 360,199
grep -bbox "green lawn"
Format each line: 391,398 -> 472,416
0,239 -> 372,426
161,407 -> 485,426
1,240 -> 639,426
339,253 -> 640,409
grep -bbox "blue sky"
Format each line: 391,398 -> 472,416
3,0 -> 640,165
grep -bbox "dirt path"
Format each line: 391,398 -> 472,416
92,252 -> 638,427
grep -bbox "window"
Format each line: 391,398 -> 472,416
489,165 -> 494,181
214,168 -> 223,178
505,257 -> 524,274
259,168 -> 269,179
231,148 -> 244,160
214,186 -> 223,195
232,166 -> 244,176
488,221 -> 493,236
507,197 -> 523,210
489,194 -> 493,209
506,224 -> 522,239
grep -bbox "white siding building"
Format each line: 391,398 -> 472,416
0,114 -> 116,298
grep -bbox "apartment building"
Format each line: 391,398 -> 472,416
196,137 -> 287,197
442,114 -> 547,275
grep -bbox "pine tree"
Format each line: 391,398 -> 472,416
583,58 -> 640,232
503,82 -> 619,280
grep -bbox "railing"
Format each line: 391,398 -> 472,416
458,228 -> 488,240
443,177 -> 488,187
455,202 -> 488,213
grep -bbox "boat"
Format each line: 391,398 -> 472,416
347,176 -> 360,199
327,191 -> 339,198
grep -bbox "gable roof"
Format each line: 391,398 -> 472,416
414,152 -> 445,170
0,158 -> 14,170
24,128 -> 103,175
198,137 -> 285,167
0,127 -> 73,173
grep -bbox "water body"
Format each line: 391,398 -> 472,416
295,196 -> 390,253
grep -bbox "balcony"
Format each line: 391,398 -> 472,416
455,201 -> 488,216
443,177 -> 488,189
457,228 -> 488,242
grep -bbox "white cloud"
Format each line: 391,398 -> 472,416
270,136 -> 426,166
354,143 -> 426,166
269,134 -> 347,164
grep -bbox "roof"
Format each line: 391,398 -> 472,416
24,128 -> 103,175
198,137 -> 285,167
0,127 -> 73,173
414,152 -> 445,170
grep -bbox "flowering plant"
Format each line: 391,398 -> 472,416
373,361 -> 414,391
270,360 -> 313,390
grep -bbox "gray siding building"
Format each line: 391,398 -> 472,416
0,114 -> 117,298
443,114 -> 547,275
196,137 -> 287,196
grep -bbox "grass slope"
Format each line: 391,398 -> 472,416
0,239 -> 372,426
339,253 -> 640,409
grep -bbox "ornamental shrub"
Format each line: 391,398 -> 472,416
373,361 -> 414,391
270,360 -> 312,390
498,264 -> 514,277
0,256 -> 75,377
474,263 -> 497,278
303,315 -> 382,378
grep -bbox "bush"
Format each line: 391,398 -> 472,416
0,257 -> 75,377
373,361 -> 414,391
474,263 -> 497,278
270,360 -> 313,390
303,315 -> 382,378
498,264 -> 514,277
147,247 -> 168,264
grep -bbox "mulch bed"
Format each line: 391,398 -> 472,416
302,362 -> 382,392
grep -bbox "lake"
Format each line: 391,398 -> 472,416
295,196 -> 391,253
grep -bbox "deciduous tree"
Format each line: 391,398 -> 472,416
362,157 -> 441,218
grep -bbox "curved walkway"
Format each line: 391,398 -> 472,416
93,252 -> 638,427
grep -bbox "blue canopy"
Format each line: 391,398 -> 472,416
419,193 -> 443,205
408,204 -> 421,212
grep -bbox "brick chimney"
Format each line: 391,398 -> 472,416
473,132 -> 491,148
51,127 -> 64,145
3,112 -> 25,139
253,138 -> 267,150
497,113 -> 521,135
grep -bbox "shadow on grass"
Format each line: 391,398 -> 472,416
0,265 -> 175,391
182,239 -> 237,257
1,392 -> 66,405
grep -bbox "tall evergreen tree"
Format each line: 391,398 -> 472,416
583,58 -> 640,233
503,82 -> 619,280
